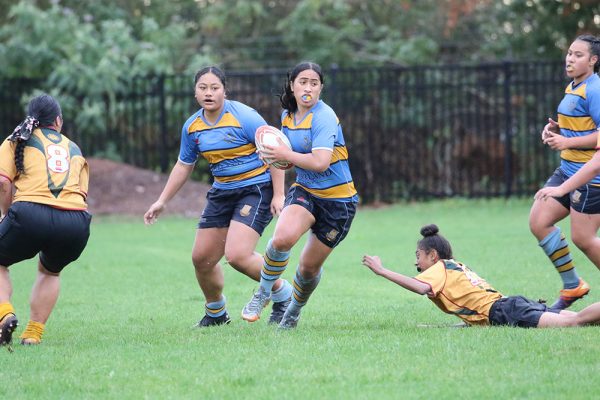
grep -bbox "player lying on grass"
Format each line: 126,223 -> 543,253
362,224 -> 600,328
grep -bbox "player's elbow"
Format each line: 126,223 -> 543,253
313,160 -> 330,173
0,175 -> 11,189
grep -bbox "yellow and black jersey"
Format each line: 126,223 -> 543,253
0,128 -> 88,210
415,259 -> 503,326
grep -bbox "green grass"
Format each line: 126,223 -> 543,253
2,199 -> 600,399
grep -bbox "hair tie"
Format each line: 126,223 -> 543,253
8,115 -> 39,142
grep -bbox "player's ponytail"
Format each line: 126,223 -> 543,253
577,34 -> 600,73
279,62 -> 325,114
9,94 -> 62,174
279,71 -> 297,113
418,224 -> 453,259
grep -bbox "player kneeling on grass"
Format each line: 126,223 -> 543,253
0,94 -> 91,346
362,224 -> 600,328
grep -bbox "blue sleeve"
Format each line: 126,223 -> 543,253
240,107 -> 267,144
311,108 -> 337,150
178,122 -> 198,164
587,84 -> 600,126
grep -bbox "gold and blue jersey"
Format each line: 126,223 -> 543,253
179,100 -> 270,190
558,73 -> 600,183
281,100 -> 358,203
0,128 -> 89,210
415,259 -> 503,326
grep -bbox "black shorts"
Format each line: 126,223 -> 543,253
199,182 -> 273,235
488,296 -> 559,328
545,167 -> 600,214
0,201 -> 92,273
285,185 -> 357,248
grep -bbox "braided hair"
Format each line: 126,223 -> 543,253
417,224 -> 453,260
576,34 -> 600,73
8,94 -> 62,174
279,62 -> 324,114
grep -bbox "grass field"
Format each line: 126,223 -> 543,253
2,199 -> 600,399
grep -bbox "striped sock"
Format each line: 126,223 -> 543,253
271,280 -> 293,303
20,320 -> 44,344
259,239 -> 290,294
205,295 -> 227,318
539,227 -> 579,289
291,268 -> 322,307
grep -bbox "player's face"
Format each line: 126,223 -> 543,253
565,40 -> 597,83
415,248 -> 437,273
195,73 -> 226,113
291,69 -> 323,110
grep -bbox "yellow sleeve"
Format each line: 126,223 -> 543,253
414,261 -> 446,296
0,139 -> 17,180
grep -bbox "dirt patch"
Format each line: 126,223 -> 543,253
86,158 -> 209,217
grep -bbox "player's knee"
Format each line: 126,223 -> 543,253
271,235 -> 295,252
224,250 -> 249,270
571,232 -> 594,252
192,253 -> 215,272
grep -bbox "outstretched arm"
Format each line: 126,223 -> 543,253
362,254 -> 432,295
143,161 -> 194,225
535,149 -> 600,200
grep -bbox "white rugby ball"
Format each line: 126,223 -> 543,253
255,125 -> 293,170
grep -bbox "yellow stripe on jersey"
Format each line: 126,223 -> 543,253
187,112 -> 242,133
561,149 -> 595,163
202,143 -> 256,164
293,181 -> 357,199
558,114 -> 596,132
331,146 -> 349,163
282,113 -> 314,130
214,164 -> 268,183
282,113 -> 341,130
565,83 -> 587,99
550,246 -> 570,262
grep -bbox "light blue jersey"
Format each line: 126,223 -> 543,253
179,100 -> 270,190
557,73 -> 600,184
281,100 -> 358,202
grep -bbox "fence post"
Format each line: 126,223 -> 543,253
503,61 -> 513,197
157,75 -> 169,173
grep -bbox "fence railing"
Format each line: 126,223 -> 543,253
0,62 -> 567,203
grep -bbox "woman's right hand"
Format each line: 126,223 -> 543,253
144,201 -> 165,225
541,118 -> 559,141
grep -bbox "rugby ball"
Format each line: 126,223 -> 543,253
255,125 -> 293,170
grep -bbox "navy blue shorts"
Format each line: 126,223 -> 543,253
544,167 -> 600,214
488,296 -> 559,328
199,182 -> 273,235
285,185 -> 357,248
0,201 -> 92,273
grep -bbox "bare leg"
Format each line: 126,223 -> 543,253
538,302 -> 600,327
0,265 -> 12,303
570,210 -> 600,270
191,227 -> 227,303
29,261 -> 60,324
224,221 -> 282,291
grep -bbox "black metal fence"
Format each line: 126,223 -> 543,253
0,62 -> 567,203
